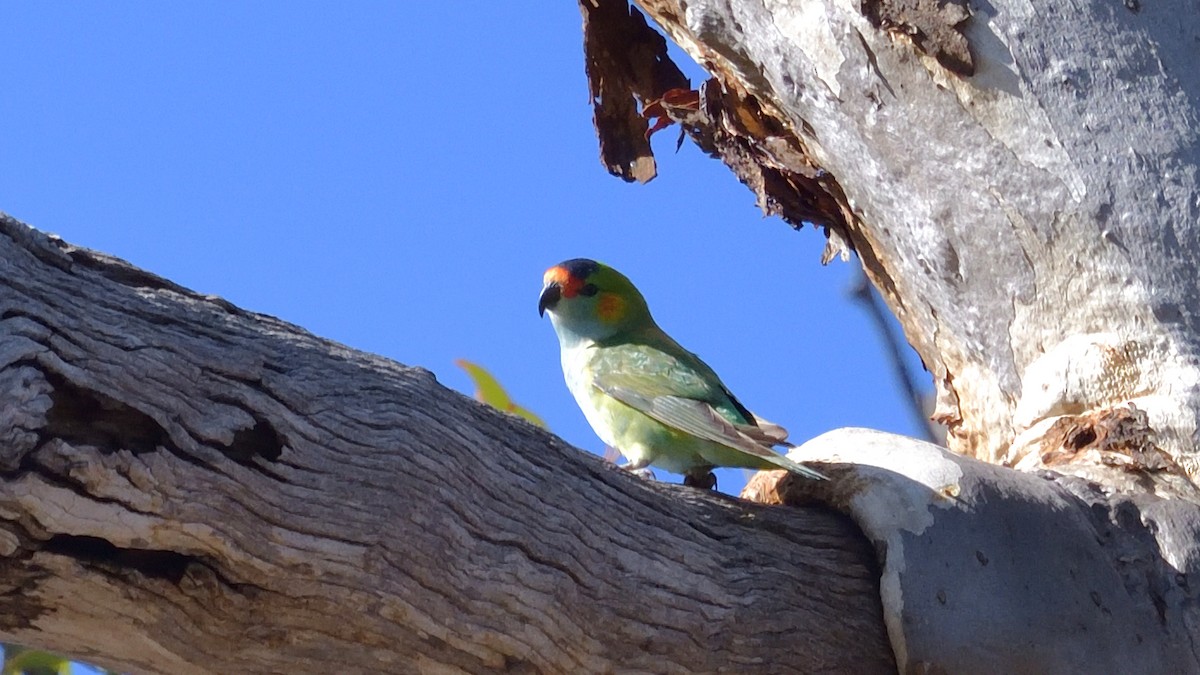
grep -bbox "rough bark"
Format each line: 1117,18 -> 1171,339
592,0 -> 1200,498
0,215 -> 895,673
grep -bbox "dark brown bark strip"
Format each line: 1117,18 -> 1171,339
581,0 -> 689,183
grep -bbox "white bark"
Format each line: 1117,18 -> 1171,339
783,428 -> 1200,673
630,0 -> 1200,497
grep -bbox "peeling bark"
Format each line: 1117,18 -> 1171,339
581,0 -> 689,183
0,216 -> 895,673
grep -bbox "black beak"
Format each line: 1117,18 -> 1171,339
538,283 -> 561,317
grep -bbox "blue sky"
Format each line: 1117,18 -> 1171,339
1,3 -> 931,499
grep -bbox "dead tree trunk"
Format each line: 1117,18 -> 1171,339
597,0 -> 1200,497
0,216 -> 893,673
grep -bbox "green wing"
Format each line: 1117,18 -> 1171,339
588,339 -> 826,480
588,337 -> 750,420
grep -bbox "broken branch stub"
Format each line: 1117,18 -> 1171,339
746,428 -> 1200,673
859,0 -> 975,76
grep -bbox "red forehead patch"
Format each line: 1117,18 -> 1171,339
544,266 -> 586,298
543,266 -> 570,286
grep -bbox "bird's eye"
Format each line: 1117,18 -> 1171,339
580,283 -> 599,297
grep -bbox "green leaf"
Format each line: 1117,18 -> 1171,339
455,359 -> 546,428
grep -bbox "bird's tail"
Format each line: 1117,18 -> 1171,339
768,452 -> 828,481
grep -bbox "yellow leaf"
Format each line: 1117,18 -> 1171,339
455,359 -> 546,428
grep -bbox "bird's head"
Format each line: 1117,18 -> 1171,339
539,258 -> 651,342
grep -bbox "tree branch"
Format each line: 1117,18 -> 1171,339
0,215 -> 894,673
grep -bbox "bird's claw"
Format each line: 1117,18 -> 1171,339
683,471 -> 717,491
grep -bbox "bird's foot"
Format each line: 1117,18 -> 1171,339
683,471 -> 717,491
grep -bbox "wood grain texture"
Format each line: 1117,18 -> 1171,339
0,215 -> 894,674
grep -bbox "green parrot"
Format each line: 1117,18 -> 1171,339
538,258 -> 827,488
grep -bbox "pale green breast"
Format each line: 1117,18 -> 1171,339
561,342 -> 696,471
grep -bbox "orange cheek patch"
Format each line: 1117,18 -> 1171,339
597,293 -> 625,323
